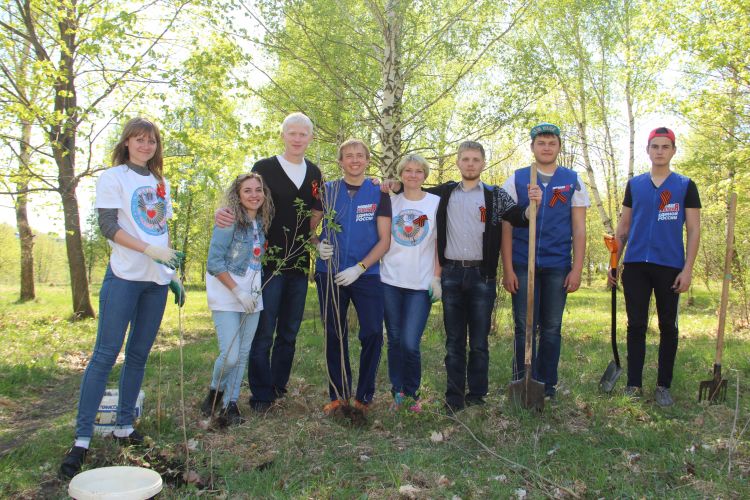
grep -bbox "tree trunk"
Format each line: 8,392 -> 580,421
180,187 -> 194,282
16,118 -> 36,301
571,20 -> 613,235
375,0 -> 404,178
58,153 -> 95,319
50,0 -> 95,319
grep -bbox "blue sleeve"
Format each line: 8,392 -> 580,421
206,224 -> 235,276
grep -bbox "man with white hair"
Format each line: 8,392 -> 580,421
215,112 -> 323,412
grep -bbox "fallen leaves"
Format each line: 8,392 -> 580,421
430,431 -> 444,443
398,484 -> 421,499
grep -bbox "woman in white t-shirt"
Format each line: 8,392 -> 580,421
61,118 -> 185,479
202,173 -> 273,425
381,155 -> 441,412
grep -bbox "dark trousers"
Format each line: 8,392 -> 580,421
248,272 -> 308,402
441,264 -> 496,408
315,272 -> 384,404
622,262 -> 681,388
511,265 -> 569,395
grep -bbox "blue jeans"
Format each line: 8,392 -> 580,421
315,272 -> 384,404
511,264 -> 569,394
383,283 -> 431,398
75,266 -> 168,439
441,264 -> 496,407
248,272 -> 308,402
211,311 -> 260,406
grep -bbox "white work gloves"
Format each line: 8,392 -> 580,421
316,240 -> 334,260
232,286 -> 257,313
144,245 -> 183,269
334,264 -> 365,287
428,276 -> 442,302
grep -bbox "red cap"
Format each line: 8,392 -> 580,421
648,127 -> 675,145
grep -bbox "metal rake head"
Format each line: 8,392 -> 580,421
698,378 -> 727,403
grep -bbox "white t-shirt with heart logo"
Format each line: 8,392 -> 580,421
95,164 -> 175,284
381,192 -> 440,290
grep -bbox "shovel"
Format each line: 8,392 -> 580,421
699,192 -> 737,403
599,234 -> 623,393
508,163 -> 545,411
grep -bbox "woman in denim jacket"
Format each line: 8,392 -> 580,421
202,173 -> 273,425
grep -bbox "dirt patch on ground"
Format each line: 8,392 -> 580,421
0,370 -> 81,457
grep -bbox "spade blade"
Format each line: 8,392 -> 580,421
599,360 -> 623,393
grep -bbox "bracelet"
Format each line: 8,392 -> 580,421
357,261 -> 367,272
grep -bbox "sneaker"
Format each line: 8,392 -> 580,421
323,399 -> 347,415
60,445 -> 88,479
249,399 -> 272,413
221,401 -> 246,425
408,400 -> 422,413
114,429 -> 145,446
655,386 -> 674,407
623,386 -> 642,398
465,396 -> 486,407
353,400 -> 370,414
390,392 -> 405,411
200,388 -> 224,417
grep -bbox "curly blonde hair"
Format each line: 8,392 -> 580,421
223,173 -> 274,232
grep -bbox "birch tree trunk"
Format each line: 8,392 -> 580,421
373,0 -> 404,178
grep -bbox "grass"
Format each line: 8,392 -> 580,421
0,282 -> 749,498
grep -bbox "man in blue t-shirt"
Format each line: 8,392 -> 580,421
501,123 -> 590,401
608,127 -> 701,407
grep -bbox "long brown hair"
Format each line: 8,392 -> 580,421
111,117 -> 164,181
223,173 -> 274,232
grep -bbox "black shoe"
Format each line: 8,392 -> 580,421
114,429 -> 145,446
200,388 -> 224,417
221,401 -> 246,426
60,445 -> 87,479
465,396 -> 486,407
249,399 -> 272,413
443,401 -> 465,413
273,386 -> 287,399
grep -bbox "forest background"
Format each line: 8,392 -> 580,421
0,0 -> 748,318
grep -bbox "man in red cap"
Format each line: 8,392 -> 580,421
608,127 -> 701,406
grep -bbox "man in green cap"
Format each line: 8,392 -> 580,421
500,123 -> 589,400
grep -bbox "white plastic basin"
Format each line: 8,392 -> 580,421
68,466 -> 163,499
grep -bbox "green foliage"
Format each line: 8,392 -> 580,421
245,0 -> 530,176
0,223 -> 70,285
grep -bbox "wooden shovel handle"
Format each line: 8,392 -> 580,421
715,192 -> 737,365
525,164 -> 537,366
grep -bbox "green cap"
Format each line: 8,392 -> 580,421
530,122 -> 561,140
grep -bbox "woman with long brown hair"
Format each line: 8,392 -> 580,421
60,117 -> 184,479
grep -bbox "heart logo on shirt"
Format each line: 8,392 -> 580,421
253,247 -> 261,257
404,226 -> 413,234
147,209 -> 156,218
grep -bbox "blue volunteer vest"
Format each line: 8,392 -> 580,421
512,166 -> 578,268
624,172 -> 689,269
316,179 -> 381,275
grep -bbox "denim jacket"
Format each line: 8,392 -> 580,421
206,221 -> 264,277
